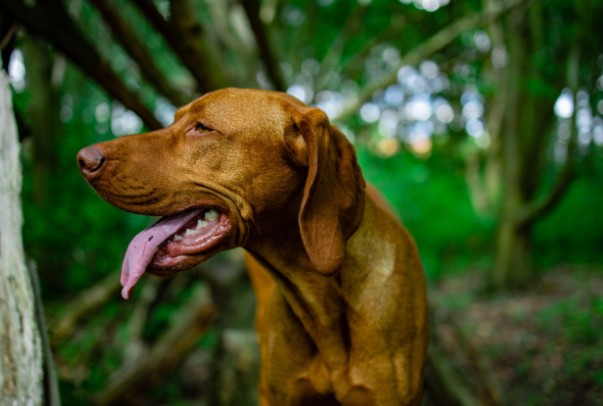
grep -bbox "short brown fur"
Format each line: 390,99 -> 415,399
78,88 -> 428,405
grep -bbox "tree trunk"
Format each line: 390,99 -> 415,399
489,0 -> 582,290
492,218 -> 533,289
490,8 -> 530,290
22,35 -> 62,205
0,58 -> 43,405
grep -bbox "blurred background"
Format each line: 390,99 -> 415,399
1,0 -> 602,404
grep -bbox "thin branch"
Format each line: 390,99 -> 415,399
1,15 -> 19,74
515,40 -> 580,226
332,0 -> 536,123
315,4 -> 369,91
0,22 -> 18,50
87,0 -> 190,106
239,0 -> 286,91
204,0 -> 258,86
516,151 -> 574,226
0,0 -> 162,129
50,270 -> 122,346
340,11 -> 435,84
169,0 -> 229,88
122,278 -> 161,367
131,0 -> 227,92
439,305 -> 501,405
425,344 -> 485,406
97,286 -> 216,406
514,119 -> 576,226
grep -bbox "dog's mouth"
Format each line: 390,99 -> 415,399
121,207 -> 231,299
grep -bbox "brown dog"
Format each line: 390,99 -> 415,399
77,88 -> 428,405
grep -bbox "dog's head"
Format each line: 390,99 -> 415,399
78,88 -> 365,298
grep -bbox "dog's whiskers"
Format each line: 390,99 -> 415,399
250,215 -> 262,236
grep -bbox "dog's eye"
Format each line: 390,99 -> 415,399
194,122 -> 212,133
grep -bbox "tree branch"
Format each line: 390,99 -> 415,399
122,278 -> 161,367
425,345 -> 485,406
259,0 -> 281,25
0,19 -> 18,73
131,0 -> 227,92
88,0 -> 190,107
465,151 -> 493,217
315,4 -> 369,91
515,39 -> 580,226
516,150 -> 574,226
332,0 -> 536,123
50,270 -> 122,346
0,22 -> 18,50
0,0 -> 163,129
239,0 -> 286,91
481,0 -> 508,209
169,0 -> 229,88
204,0 -> 258,86
427,303 -> 502,406
97,285 -> 216,406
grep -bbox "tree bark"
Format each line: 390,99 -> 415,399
239,0 -> 286,91
0,57 -> 43,406
0,0 -> 162,130
88,0 -> 190,107
492,219 -> 533,289
490,4 -> 580,290
22,35 -> 62,205
27,261 -> 61,406
490,6 -> 531,290
131,0 -> 228,92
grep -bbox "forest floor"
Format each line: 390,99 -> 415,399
430,265 -> 603,406
52,261 -> 603,406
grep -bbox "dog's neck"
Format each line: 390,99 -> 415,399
246,194 -> 378,372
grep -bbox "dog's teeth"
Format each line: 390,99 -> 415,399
185,228 -> 194,236
205,209 -> 218,221
196,219 -> 207,229
154,247 -> 159,253
174,235 -> 183,241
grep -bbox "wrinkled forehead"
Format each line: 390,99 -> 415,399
174,89 -> 307,133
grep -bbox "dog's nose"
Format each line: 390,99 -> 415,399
77,146 -> 105,176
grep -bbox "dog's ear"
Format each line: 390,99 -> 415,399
286,107 -> 366,276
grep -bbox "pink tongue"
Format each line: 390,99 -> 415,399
121,209 -> 202,299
